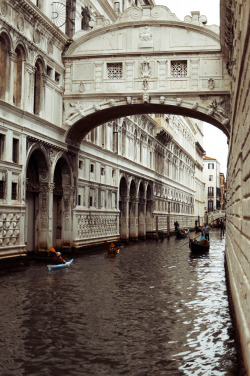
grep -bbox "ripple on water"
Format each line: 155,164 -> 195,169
0,231 -> 246,376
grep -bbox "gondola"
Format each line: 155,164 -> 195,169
189,236 -> 209,253
105,249 -> 120,258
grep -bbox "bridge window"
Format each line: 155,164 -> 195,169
209,175 -> 213,181
107,63 -> 123,79
171,60 -> 187,77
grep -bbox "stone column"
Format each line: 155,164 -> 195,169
24,62 -> 35,112
120,195 -> 129,241
8,51 -> 15,104
38,183 -> 52,251
129,198 -> 139,240
138,198 -> 146,239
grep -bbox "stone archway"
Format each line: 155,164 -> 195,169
52,156 -> 73,250
26,148 -> 49,252
119,176 -> 129,241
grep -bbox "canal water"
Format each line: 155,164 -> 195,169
0,230 -> 246,376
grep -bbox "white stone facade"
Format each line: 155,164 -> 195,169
203,156 -> 221,213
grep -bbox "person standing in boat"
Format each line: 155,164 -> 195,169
202,224 -> 211,241
174,221 -> 179,232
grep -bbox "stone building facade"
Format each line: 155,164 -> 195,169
221,0 -> 250,372
203,156 -> 221,212
0,0 -> 203,256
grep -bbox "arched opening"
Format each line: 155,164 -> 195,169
138,182 -> 146,239
53,157 -> 72,250
146,184 -> 153,233
119,176 -> 128,241
129,179 -> 137,240
0,33 -> 11,101
26,149 -> 48,252
34,59 -> 43,115
13,45 -> 25,108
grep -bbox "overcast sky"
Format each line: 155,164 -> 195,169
154,0 -> 228,175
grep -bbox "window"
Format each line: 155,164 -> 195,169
0,180 -> 4,199
90,164 -> 94,173
55,72 -> 60,83
12,138 -> 19,163
89,196 -> 93,206
0,134 -> 5,159
209,175 -> 213,181
14,46 -> 24,108
34,60 -> 43,115
208,187 -> 214,197
0,34 -> 10,100
79,160 -> 83,169
101,167 -> 105,176
12,182 -> 17,200
47,65 -> 53,77
171,61 -> 187,77
78,195 -> 81,205
208,163 -> 214,169
107,63 -> 122,79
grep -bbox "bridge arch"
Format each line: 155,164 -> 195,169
63,5 -> 231,145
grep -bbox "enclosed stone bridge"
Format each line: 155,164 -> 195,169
63,6 -> 231,146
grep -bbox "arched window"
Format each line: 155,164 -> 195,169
34,59 -> 43,115
0,33 -> 10,100
13,45 -> 25,107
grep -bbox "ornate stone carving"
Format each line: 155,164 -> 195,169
109,99 -> 115,106
160,96 -> 165,104
67,102 -> 85,119
0,1 -> 8,16
208,78 -> 215,90
192,101 -> 198,110
156,129 -> 172,146
17,14 -> 25,32
33,28 -> 41,44
141,61 -> 151,78
139,26 -> 153,48
0,212 -> 20,246
143,78 -> 148,91
126,97 -> 132,104
94,104 -> 101,111
47,40 -> 54,54
143,94 -> 149,103
176,98 -> 182,106
79,82 -> 85,92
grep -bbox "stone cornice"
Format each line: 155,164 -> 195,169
9,0 -> 68,45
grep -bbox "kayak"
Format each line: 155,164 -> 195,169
47,259 -> 74,271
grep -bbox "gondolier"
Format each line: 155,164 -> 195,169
202,224 -> 211,241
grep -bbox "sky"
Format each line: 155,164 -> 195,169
154,1 -> 228,175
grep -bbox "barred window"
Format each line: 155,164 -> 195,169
12,182 -> 17,200
107,63 -> 122,79
0,181 -> 4,199
171,61 -> 187,77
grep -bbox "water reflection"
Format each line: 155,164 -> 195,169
0,231 -> 245,376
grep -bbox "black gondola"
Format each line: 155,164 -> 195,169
189,237 -> 210,253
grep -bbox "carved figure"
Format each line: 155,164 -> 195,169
143,94 -> 149,103
140,26 -> 152,42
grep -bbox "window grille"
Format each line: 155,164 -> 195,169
107,63 -> 123,79
171,61 -> 187,77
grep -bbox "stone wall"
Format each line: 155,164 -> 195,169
221,0 -> 250,373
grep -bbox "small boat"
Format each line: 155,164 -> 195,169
105,249 -> 120,258
176,228 -> 189,239
189,236 -> 209,253
47,259 -> 74,271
